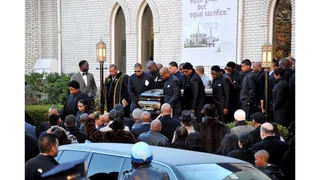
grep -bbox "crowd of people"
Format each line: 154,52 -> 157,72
25,57 -> 295,180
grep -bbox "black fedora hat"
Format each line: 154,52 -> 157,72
179,110 -> 192,122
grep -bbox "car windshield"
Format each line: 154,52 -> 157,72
177,163 -> 270,180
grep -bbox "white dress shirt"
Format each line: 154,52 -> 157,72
80,71 -> 88,86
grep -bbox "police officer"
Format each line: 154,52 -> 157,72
41,159 -> 87,180
122,142 -> 170,180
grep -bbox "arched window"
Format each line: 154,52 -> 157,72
273,0 -> 292,60
114,7 -> 126,73
141,4 -> 154,71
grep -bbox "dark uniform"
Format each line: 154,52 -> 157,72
272,78 -> 291,127
123,164 -> 170,180
41,159 -> 86,180
25,154 -> 59,180
255,69 -> 265,112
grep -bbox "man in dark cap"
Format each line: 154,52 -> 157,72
41,159 -> 87,180
248,112 -> 266,144
181,62 -> 206,123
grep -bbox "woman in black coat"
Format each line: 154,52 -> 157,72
215,134 -> 239,156
171,126 -> 188,150
228,132 -> 255,164
185,132 -> 205,152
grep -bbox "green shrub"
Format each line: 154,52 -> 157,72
227,121 -> 289,140
25,104 -> 63,131
25,72 -> 74,105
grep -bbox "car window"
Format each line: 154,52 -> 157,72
119,158 -> 177,180
58,150 -> 88,164
54,150 -> 63,161
152,162 -> 177,180
87,153 -> 124,179
177,163 -> 270,180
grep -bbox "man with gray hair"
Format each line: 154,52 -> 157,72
131,108 -> 144,129
160,67 -> 182,118
79,113 -> 89,134
131,111 -> 152,139
39,106 -> 65,137
252,122 -> 288,167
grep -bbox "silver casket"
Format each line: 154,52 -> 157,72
138,88 -> 213,112
138,89 -> 163,111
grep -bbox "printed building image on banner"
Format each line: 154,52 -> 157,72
182,0 -> 238,66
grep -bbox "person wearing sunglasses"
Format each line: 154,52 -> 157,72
128,63 -> 155,112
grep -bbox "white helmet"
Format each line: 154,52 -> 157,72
131,142 -> 153,164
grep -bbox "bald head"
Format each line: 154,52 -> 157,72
161,103 -> 172,116
147,61 -> 158,73
141,112 -> 152,123
252,61 -> 262,73
151,120 -> 162,131
260,122 -> 275,139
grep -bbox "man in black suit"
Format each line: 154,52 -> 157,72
159,103 -> 180,143
70,60 -> 97,103
252,61 -> 265,113
131,111 -> 152,139
160,67 -> 182,118
225,61 -> 243,124
266,59 -> 279,122
240,59 -> 257,120
104,64 -> 130,117
169,61 -> 186,89
147,61 -> 164,89
25,134 -> 59,180
210,65 -> 230,123
64,115 -> 88,143
181,62 -> 206,123
128,63 -> 154,112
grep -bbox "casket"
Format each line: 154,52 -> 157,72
138,89 -> 163,111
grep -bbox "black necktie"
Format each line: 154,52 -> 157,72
82,72 -> 87,76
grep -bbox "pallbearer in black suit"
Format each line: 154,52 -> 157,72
160,67 -> 182,118
128,63 -> 154,112
225,62 -> 243,123
169,61 -> 187,89
147,61 -> 165,89
104,64 -> 130,117
211,66 -> 230,123
181,62 -> 206,123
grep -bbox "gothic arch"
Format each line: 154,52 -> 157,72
109,1 -> 131,34
136,0 -> 159,34
267,0 -> 297,44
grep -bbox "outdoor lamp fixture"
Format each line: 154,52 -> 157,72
97,39 -> 106,114
261,41 -> 273,121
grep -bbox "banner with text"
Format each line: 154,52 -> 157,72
182,0 -> 238,66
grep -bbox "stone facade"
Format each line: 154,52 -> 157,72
25,0 -> 296,88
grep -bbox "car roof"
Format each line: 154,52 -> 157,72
59,143 -> 247,166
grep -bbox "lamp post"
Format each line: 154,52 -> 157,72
97,39 -> 106,114
262,41 -> 273,121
